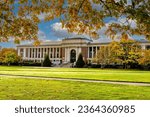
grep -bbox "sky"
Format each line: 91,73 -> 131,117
0,0 -> 146,48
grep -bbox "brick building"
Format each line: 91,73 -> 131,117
17,38 -> 150,64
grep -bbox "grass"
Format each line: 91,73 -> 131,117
0,76 -> 150,100
0,66 -> 150,83
0,66 -> 150,100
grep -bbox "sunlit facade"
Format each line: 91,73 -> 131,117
17,38 -> 150,64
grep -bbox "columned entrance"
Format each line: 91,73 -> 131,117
70,49 -> 76,63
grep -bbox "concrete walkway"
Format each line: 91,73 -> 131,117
0,74 -> 150,86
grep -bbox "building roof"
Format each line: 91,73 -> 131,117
16,37 -> 150,47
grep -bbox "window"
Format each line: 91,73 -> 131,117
146,45 -> 150,50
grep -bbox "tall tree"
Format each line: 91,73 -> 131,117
93,46 -> 111,68
0,0 -> 149,43
95,34 -> 142,68
138,50 -> 150,66
109,35 -> 142,68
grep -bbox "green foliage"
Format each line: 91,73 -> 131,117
93,46 -> 111,66
0,48 -> 20,65
138,50 -> 150,65
43,54 -> 51,67
95,36 -> 142,69
109,38 -> 142,68
76,53 -> 85,68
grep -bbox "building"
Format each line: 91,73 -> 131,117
17,38 -> 150,64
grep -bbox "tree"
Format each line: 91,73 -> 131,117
76,53 -> 85,68
0,48 -> 21,65
109,35 -> 142,69
0,0 -> 149,44
0,0 -> 39,45
94,34 -> 142,69
43,54 -> 51,67
138,50 -> 150,66
93,46 -> 112,68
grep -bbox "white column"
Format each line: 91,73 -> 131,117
96,46 -> 98,56
23,48 -> 26,58
65,48 -> 67,62
39,48 -> 41,61
142,45 -> 146,50
67,48 -> 70,62
55,48 -> 57,58
59,48 -> 60,58
18,48 -> 20,56
28,48 -> 30,60
53,48 -> 54,58
36,48 -> 38,59
49,48 -> 51,58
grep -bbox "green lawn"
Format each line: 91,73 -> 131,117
0,76 -> 150,100
0,66 -> 150,100
0,66 -> 150,83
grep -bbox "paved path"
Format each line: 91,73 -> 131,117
0,74 -> 150,86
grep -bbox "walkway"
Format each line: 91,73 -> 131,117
0,74 -> 150,86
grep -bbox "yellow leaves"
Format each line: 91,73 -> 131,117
65,22 -> 72,29
121,33 -> 129,40
14,38 -> 20,44
31,15 -> 40,23
138,50 -> 150,65
19,0 -> 28,4
83,6 -> 89,13
90,31 -> 99,39
44,14 -> 54,21
33,40 -> 41,47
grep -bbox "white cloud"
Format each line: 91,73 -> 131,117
38,30 -> 47,40
118,17 -> 137,28
51,22 -> 91,39
50,17 -> 138,42
38,13 -> 46,20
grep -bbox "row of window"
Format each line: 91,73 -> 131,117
20,48 -> 61,58
88,47 -> 100,58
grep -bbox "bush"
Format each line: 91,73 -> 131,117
21,61 -> 41,66
76,53 -> 85,68
43,54 -> 51,67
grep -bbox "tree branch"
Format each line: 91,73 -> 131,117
99,0 -> 112,16
78,0 -> 86,13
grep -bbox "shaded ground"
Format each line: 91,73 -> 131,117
0,74 -> 150,86
0,66 -> 150,83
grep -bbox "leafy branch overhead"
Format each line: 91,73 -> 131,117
0,0 -> 150,44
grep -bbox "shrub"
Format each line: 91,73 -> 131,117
43,54 -> 51,67
76,53 -> 85,68
21,61 -> 41,66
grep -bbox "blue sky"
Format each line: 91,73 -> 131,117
0,16 -> 144,48
0,0 -> 146,48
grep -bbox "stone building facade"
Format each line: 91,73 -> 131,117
17,38 -> 150,64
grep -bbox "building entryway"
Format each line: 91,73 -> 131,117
70,49 -> 76,63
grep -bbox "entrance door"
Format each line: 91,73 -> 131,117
70,49 -> 76,63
